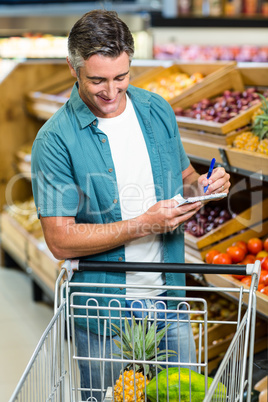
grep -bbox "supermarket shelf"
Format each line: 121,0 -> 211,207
180,134 -> 268,182
185,252 -> 268,321
204,273 -> 268,321
151,12 -> 268,28
0,212 -> 60,301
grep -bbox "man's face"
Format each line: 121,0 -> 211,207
68,52 -> 130,118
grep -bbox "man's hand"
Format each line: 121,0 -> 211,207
137,198 -> 202,235
199,167 -> 231,195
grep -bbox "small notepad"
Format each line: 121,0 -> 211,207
173,193 -> 227,207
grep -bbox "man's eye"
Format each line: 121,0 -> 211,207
116,76 -> 125,81
91,79 -> 103,84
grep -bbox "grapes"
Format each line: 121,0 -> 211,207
185,205 -> 231,237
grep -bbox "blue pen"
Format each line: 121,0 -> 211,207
204,158 -> 216,193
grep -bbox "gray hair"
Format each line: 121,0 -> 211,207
68,9 -> 135,74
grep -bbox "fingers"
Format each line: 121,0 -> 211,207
202,167 -> 231,194
142,200 -> 202,234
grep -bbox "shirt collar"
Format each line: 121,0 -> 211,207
69,83 -> 97,129
69,82 -> 152,130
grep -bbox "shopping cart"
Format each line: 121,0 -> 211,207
9,260 -> 261,402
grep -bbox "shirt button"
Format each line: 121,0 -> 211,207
118,257 -> 123,261
101,138 -> 106,143
108,168 -> 113,173
93,120 -> 97,126
113,199 -> 118,204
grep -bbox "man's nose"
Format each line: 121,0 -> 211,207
105,81 -> 117,99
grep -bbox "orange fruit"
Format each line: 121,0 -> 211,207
212,253 -> 232,265
205,249 -> 220,264
226,246 -> 246,263
247,238 -> 263,255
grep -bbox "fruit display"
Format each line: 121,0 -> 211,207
205,237 -> 268,295
189,293 -> 236,336
184,204 -> 232,237
5,197 -> 42,239
112,316 -> 175,402
139,71 -> 204,101
154,44 -> 268,63
174,88 -> 268,124
146,367 -> 226,401
232,94 -> 268,155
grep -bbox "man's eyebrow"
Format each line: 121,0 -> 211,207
87,71 -> 129,80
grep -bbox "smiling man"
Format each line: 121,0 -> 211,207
31,9 -> 230,400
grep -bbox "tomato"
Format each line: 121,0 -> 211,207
226,246 -> 246,263
264,238 -> 268,252
260,286 -> 268,296
212,253 -> 232,265
247,238 -> 263,255
205,249 -> 220,264
242,254 -> 256,264
258,283 -> 265,292
260,270 -> 268,286
261,256 -> 268,271
241,276 -> 252,287
232,240 -> 248,254
232,274 -> 246,280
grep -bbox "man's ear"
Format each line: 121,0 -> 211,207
66,57 -> 77,78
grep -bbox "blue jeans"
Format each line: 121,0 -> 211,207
74,295 -> 196,401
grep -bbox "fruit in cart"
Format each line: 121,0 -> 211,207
146,367 -> 226,401
112,316 -> 176,402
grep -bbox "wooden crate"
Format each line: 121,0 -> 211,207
173,68 -> 267,135
196,313 -> 267,373
226,147 -> 268,176
204,273 -> 268,318
185,219 -> 268,261
185,198 -> 268,252
25,67 -> 76,120
179,126 -> 242,146
130,62 -> 236,103
25,64 -> 162,120
27,235 -> 61,292
1,211 -> 60,293
1,212 -> 28,265
237,65 -> 268,88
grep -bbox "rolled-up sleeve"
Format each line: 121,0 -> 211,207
31,133 -> 80,218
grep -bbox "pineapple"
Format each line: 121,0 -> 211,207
112,316 -> 176,402
233,131 -> 257,149
252,93 -> 268,154
233,93 -> 268,154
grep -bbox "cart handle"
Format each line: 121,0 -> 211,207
62,259 -> 261,281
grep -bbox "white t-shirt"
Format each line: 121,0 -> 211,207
97,94 -> 164,297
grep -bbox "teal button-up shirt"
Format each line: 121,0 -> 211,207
31,83 -> 190,332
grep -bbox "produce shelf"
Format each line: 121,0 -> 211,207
0,212 -> 61,299
204,273 -> 268,321
185,252 -> 268,320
